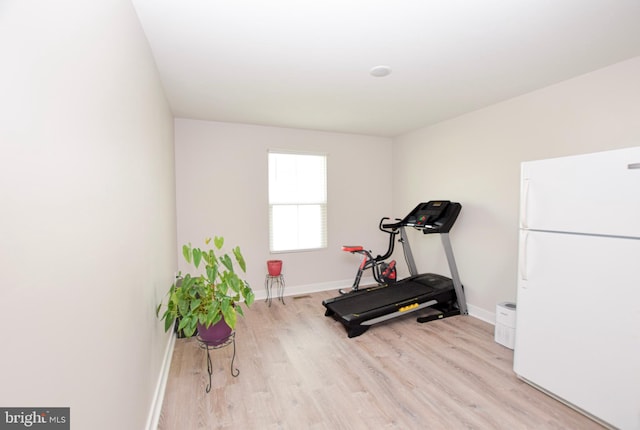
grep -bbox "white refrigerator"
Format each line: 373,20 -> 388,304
514,146 -> 640,430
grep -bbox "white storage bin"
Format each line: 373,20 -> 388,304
495,302 -> 516,349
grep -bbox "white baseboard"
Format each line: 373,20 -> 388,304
145,331 -> 176,430
467,303 -> 495,325
254,276 -> 375,300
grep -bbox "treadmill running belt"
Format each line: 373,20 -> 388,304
325,273 -> 452,315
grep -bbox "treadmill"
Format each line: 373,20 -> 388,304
322,201 -> 468,338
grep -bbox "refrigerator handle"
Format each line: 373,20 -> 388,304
521,179 -> 530,229
519,231 -> 529,282
628,163 -> 640,170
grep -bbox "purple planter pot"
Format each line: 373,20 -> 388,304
197,319 -> 232,346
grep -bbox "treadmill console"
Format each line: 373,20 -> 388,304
402,201 -> 461,234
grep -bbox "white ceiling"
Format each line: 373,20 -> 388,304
131,0 -> 640,137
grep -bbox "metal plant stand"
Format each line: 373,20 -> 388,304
264,274 -> 285,306
196,332 -> 239,393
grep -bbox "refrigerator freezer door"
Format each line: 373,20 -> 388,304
514,230 -> 640,429
520,146 -> 640,238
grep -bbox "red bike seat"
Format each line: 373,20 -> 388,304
342,245 -> 363,252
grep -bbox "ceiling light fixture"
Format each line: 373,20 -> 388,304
369,65 -> 392,77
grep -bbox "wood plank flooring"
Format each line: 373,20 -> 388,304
158,291 -> 603,430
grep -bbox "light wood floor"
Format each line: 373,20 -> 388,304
158,291 -> 603,430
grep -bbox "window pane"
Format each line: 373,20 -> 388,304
271,205 -> 298,251
297,204 -> 323,249
270,204 -> 327,252
295,156 -> 326,203
269,153 -> 326,204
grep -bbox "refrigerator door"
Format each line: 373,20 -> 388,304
514,230 -> 640,429
521,146 -> 640,238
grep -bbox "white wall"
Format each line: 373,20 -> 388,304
174,119 -> 393,296
0,2 -> 176,429
393,56 -> 640,320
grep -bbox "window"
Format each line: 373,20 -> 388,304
268,151 -> 327,252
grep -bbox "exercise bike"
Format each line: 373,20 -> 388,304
339,217 -> 402,294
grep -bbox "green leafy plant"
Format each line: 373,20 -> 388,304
157,236 -> 255,337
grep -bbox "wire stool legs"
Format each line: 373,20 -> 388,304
264,274 -> 285,306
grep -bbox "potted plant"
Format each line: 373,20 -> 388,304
157,236 -> 255,344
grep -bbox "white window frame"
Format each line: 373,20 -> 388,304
268,150 -> 327,253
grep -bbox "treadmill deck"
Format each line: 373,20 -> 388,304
323,273 -> 459,336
